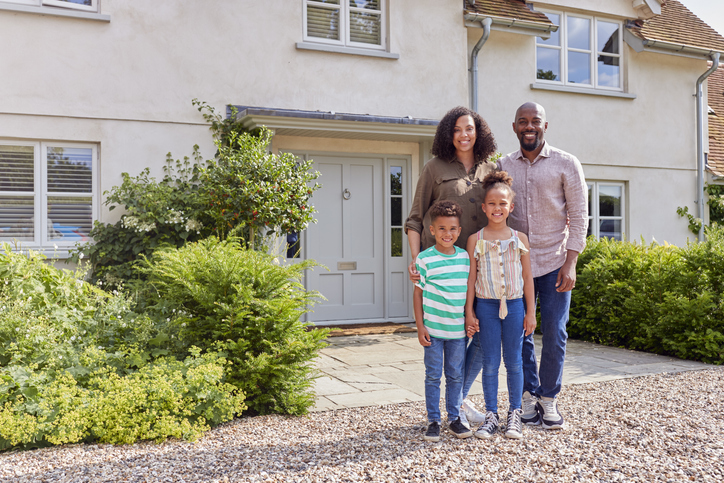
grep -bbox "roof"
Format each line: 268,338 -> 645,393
464,0 -> 553,25
628,0 -> 724,53
708,65 -> 724,177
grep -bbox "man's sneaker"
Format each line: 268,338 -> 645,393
449,417 -> 473,439
521,391 -> 541,426
474,411 -> 499,440
537,397 -> 565,430
462,398 -> 486,425
504,409 -> 524,439
424,421 -> 441,442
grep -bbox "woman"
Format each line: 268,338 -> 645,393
404,105 -> 497,427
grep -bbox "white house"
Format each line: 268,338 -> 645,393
1,0 -> 723,325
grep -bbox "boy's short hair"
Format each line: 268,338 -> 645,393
429,200 -> 463,223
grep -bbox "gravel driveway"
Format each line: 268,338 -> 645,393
2,368 -> 722,482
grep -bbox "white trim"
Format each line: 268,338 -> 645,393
530,82 -> 636,99
302,0 -> 388,52
296,41 -> 399,59
43,0 -> 97,13
0,1 -> 108,21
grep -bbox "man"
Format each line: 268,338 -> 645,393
497,102 -> 588,430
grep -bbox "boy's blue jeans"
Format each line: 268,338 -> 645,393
476,297 -> 524,413
522,267 -> 570,399
424,336 -> 466,423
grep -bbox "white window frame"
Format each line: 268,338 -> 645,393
1,0 -> 98,11
0,140 -> 98,256
588,181 -> 625,240
536,10 -> 623,92
303,0 -> 387,51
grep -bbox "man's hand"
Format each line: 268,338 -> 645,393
417,326 -> 432,346
408,259 -> 421,283
555,250 -> 579,292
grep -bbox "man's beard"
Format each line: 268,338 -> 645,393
520,133 -> 541,152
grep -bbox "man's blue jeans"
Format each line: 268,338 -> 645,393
424,336 -> 466,423
522,267 -> 570,399
477,297 -> 524,413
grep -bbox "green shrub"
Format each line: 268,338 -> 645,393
137,236 -> 328,415
570,227 -> 724,364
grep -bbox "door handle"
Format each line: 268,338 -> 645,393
343,188 -> 351,200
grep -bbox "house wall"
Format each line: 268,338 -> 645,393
474,28 -> 705,246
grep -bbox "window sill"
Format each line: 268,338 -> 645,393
0,2 -> 109,21
296,42 -> 399,60
530,82 -> 636,99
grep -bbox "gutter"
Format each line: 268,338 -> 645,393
695,53 -> 720,241
469,17 -> 492,112
463,12 -> 556,35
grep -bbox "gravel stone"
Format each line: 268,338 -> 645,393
1,368 -> 722,482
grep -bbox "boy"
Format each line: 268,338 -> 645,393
414,200 -> 473,441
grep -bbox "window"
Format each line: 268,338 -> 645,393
304,0 -> 386,50
587,182 -> 625,240
0,141 -> 97,253
536,11 -> 622,90
1,0 -> 98,12
390,165 -> 402,257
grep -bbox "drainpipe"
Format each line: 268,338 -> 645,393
695,52 -> 720,241
470,17 -> 492,112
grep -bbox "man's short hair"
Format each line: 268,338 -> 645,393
429,200 -> 463,223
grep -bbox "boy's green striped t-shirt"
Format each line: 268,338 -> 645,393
415,246 -> 469,339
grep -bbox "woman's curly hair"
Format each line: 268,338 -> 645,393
431,106 -> 497,163
482,170 -> 516,201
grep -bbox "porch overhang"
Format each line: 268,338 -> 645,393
230,106 -> 438,143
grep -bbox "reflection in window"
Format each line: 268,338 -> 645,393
587,182 -> 624,240
390,166 -> 402,257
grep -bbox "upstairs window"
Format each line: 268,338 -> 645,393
536,11 -> 622,90
304,0 -> 386,50
0,141 -> 97,253
2,0 -> 98,12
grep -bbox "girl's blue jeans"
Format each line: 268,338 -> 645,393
423,336 -> 466,423
476,297 -> 524,413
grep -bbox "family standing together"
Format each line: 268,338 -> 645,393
405,102 -> 588,441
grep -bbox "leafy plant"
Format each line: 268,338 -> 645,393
677,183 -> 724,235
137,236 -> 328,415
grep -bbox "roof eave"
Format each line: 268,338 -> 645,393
624,28 -> 724,59
464,11 -> 557,39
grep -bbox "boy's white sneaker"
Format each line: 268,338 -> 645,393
459,409 -> 471,429
462,398 -> 486,425
521,391 -> 541,426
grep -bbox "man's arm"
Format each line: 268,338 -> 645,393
557,156 -> 588,292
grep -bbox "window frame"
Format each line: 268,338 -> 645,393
0,140 -> 98,255
1,0 -> 98,12
303,0 -> 387,52
587,181 -> 625,241
535,10 -> 623,92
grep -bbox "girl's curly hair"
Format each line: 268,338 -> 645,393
431,106 -> 497,163
482,170 -> 516,201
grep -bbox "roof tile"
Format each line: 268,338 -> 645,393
465,0 -> 552,25
708,65 -> 724,177
629,0 -> 724,52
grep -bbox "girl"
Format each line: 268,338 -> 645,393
464,171 -> 536,440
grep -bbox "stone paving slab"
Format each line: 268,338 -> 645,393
312,331 -> 714,411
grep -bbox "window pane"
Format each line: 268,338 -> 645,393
599,219 -> 621,241
0,196 -> 34,242
47,196 -> 92,241
597,55 -> 620,88
350,11 -> 381,45
311,0 -> 340,3
537,47 -> 560,81
307,5 -> 340,40
47,147 -> 93,193
391,166 -> 402,195
350,0 -> 379,9
599,185 -> 622,216
587,184 -> 593,215
537,13 -> 560,46
391,197 -> 402,226
54,0 -> 92,5
0,145 -> 34,192
391,227 -> 402,257
567,17 -> 590,50
587,218 -> 593,237
597,21 -> 619,54
568,51 -> 591,84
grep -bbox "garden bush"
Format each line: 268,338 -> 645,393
570,226 -> 724,364
136,236 -> 328,415
0,245 -> 244,451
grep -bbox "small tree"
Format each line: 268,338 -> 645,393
198,126 -> 320,249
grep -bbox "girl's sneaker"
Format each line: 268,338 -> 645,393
474,411 -> 499,440
424,421 -> 441,442
462,398 -> 486,425
504,409 -> 524,439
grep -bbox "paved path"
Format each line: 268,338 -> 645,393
312,332 -> 713,411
